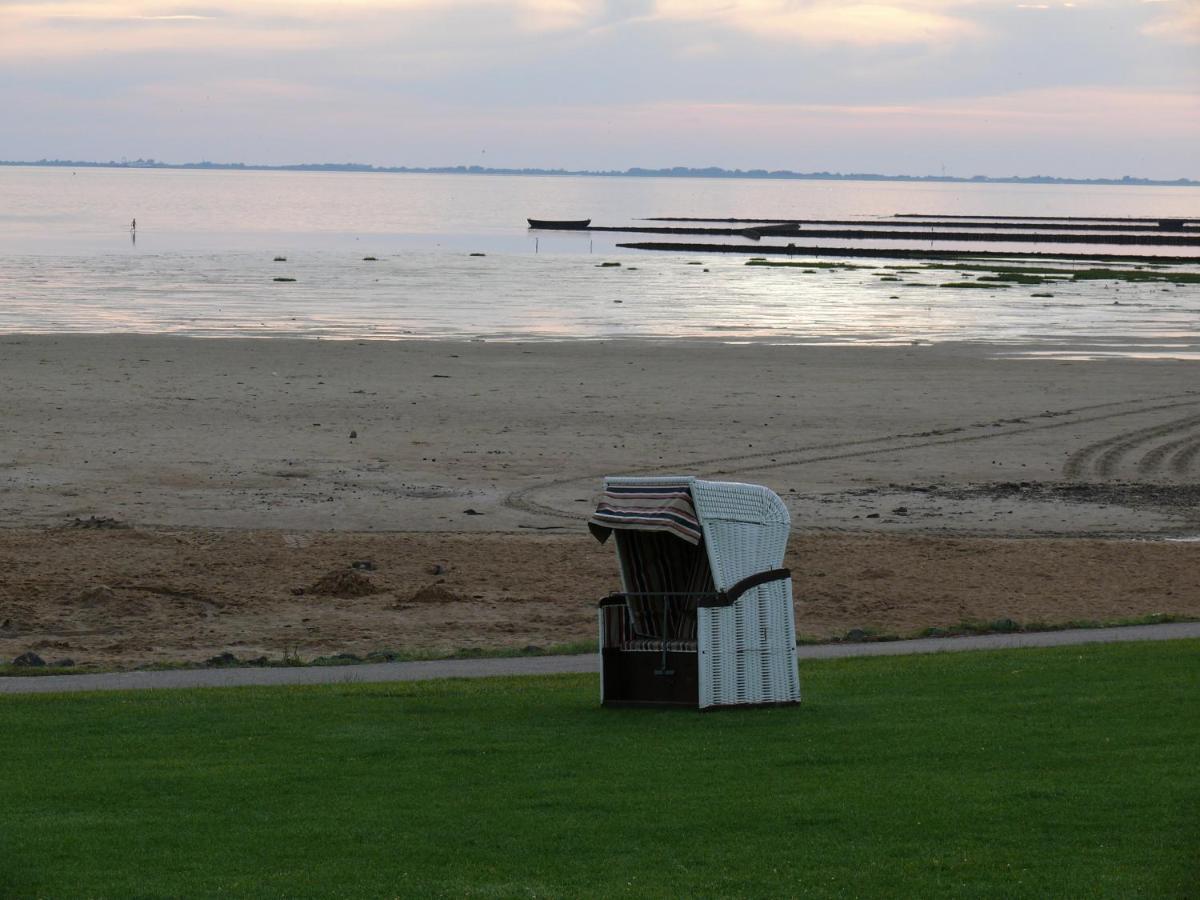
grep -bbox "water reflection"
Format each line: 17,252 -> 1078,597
0,249 -> 1195,358
1,167 -> 1197,358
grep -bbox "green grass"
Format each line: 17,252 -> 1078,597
1072,268 -> 1200,284
7,614 -> 1193,678
2,641 -> 1197,898
2,643 -> 1200,897
0,640 -> 600,678
913,612 -> 1197,640
919,263 -> 1080,276
977,274 -> 1058,286
796,612 -> 1200,646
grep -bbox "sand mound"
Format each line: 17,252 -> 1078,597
308,568 -> 380,597
405,583 -> 463,604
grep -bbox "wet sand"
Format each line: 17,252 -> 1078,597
2,335 -> 1198,668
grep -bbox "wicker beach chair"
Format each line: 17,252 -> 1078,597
590,476 -> 801,710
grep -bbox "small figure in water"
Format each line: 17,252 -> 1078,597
130,218 -> 137,232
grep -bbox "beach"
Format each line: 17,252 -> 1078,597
1,334 -> 1198,668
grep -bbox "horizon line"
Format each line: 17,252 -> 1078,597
2,158 -> 1197,188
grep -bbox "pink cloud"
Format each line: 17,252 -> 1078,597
652,1 -> 982,46
1140,0 -> 1200,44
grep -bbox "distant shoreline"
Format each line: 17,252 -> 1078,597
2,159 -> 1196,188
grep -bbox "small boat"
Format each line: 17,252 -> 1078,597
527,218 -> 591,230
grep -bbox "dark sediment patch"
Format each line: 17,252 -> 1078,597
871,481 -> 1200,515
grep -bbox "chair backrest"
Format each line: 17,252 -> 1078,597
595,476 -> 791,591
594,476 -> 801,708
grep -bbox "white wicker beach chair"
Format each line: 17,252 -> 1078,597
590,476 -> 801,710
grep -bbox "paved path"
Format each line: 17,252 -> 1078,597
3,622 -> 1197,695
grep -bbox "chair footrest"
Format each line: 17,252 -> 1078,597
621,639 -> 697,652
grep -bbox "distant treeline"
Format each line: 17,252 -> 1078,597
2,158 -> 1196,187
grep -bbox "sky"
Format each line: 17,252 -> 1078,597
2,0 -> 1197,178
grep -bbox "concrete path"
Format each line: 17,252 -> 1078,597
3,622 -> 1197,695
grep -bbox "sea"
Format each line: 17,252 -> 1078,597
1,165 -> 1197,356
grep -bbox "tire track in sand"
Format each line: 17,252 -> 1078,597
1136,429 -> 1200,476
1066,413 -> 1200,479
1169,436 -> 1200,476
506,393 -> 1200,521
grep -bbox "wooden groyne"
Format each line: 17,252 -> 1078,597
643,217 -> 1197,234
588,225 -> 768,237
894,213 -> 1198,226
614,241 -> 1200,265
587,224 -> 1200,245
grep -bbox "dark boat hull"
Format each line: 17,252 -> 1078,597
527,218 -> 591,230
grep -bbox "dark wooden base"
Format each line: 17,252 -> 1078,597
601,649 -> 698,708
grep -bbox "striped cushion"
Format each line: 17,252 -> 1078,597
588,483 -> 703,545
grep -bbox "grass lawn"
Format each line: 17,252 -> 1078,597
2,641 -> 1197,898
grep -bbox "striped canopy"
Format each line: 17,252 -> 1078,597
588,482 -> 703,545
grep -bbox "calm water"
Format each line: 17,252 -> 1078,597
1,166 -> 1197,353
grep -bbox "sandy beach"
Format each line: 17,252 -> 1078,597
2,335 -> 1198,668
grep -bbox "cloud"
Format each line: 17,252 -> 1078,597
445,86 -> 1200,175
0,3 -> 318,58
262,0 -> 602,31
651,1 -> 982,46
1,0 -> 1196,177
0,0 -> 604,60
604,86 -> 1200,138
5,66 -> 1196,177
1140,0 -> 1200,44
134,77 -> 346,103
